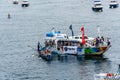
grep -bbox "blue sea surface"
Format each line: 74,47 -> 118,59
0,0 -> 120,80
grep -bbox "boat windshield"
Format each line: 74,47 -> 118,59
94,0 -> 101,2
95,4 -> 102,6
79,36 -> 88,39
111,1 -> 116,2
57,40 -> 82,47
74,35 -> 88,39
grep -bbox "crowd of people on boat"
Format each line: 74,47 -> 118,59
44,40 -> 55,47
44,36 -> 111,49
41,49 -> 51,55
92,36 -> 104,47
37,42 -> 51,55
57,40 -> 83,48
92,36 -> 110,47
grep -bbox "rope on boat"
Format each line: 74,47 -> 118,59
27,45 -> 37,51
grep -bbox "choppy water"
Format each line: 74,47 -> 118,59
0,0 -> 120,80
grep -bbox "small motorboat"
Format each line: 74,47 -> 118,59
94,64 -> 120,80
13,0 -> 18,4
109,0 -> 119,8
92,0 -> 103,12
21,0 -> 29,7
37,42 -> 52,61
94,73 -> 120,80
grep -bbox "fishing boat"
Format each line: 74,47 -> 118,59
92,0 -> 103,12
37,42 -> 52,61
42,26 -> 111,56
109,0 -> 119,8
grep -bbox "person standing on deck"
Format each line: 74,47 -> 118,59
107,38 -> 111,46
96,38 -> 99,47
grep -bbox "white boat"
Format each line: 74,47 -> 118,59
94,73 -> 120,80
109,0 -> 119,8
69,35 -> 94,44
42,27 -> 111,56
13,0 -> 18,4
92,0 -> 103,12
94,65 -> 120,80
21,0 -> 29,7
45,31 -> 68,40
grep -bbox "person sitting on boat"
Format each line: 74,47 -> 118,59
77,42 -> 81,47
98,36 -> 104,46
37,41 -> 42,51
93,38 -> 96,46
47,49 -> 50,53
107,38 -> 111,46
95,37 -> 99,47
45,40 -> 49,47
47,40 -> 52,46
101,36 -> 104,41
44,49 -> 50,54
100,36 -> 104,45
52,40 -> 55,46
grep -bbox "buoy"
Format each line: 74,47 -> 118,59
8,13 -> 11,19
32,54 -> 34,57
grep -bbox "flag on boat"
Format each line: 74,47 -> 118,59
81,27 -> 84,34
69,25 -> 74,36
69,25 -> 72,30
81,27 -> 86,45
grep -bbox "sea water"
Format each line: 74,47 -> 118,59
0,0 -> 120,80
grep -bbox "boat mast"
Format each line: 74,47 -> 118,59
81,27 -> 86,45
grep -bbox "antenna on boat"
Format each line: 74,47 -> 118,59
81,27 -> 86,45
97,25 -> 101,37
51,27 -> 55,32
69,25 -> 74,37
